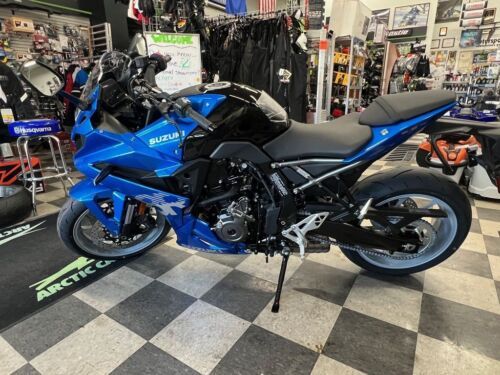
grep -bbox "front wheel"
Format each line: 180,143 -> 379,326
57,199 -> 171,260
340,168 -> 472,275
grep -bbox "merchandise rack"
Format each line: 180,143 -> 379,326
331,35 -> 366,115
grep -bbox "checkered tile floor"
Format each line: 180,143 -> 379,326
2,159 -> 500,375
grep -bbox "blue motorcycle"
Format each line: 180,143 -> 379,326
20,39 -> 472,312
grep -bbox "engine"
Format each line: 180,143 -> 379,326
195,160 -> 263,245
214,197 -> 255,242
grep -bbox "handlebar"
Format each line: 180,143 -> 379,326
153,93 -> 214,132
131,55 -> 214,132
174,98 -> 215,132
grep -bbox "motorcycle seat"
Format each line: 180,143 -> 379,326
359,90 -> 456,127
263,113 -> 372,160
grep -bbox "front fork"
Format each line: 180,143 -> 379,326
69,179 -> 126,236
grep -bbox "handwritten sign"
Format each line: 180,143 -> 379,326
144,33 -> 202,94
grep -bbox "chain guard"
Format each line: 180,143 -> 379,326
309,219 -> 438,260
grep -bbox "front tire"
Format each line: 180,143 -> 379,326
340,168 -> 472,275
57,199 -> 171,260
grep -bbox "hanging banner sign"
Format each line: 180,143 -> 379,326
387,28 -> 413,38
144,33 -> 202,94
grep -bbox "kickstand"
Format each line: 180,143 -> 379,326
271,251 -> 290,313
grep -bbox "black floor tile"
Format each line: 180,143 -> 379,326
2,296 -> 99,360
359,270 -> 425,292
50,198 -> 69,208
323,308 -> 417,375
419,294 -> 500,361
127,245 -> 191,279
12,364 -> 41,375
286,260 -> 357,306
106,281 -> 195,340
111,343 -> 199,375
495,281 -> 500,304
470,219 -> 482,234
440,249 -> 492,278
212,325 -> 318,375
196,252 -> 249,268
484,235 -> 500,256
201,270 -> 275,322
477,207 -> 500,222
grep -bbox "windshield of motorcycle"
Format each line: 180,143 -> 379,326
81,51 -> 132,102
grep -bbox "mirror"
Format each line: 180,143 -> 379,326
19,61 -> 64,97
128,33 -> 147,57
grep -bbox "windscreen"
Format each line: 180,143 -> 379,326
81,52 -> 131,101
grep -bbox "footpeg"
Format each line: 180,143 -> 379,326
357,198 -> 373,220
282,212 -> 329,259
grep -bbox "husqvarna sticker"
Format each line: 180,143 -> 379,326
136,193 -> 187,215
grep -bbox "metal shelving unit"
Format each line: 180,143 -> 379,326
332,35 -> 366,115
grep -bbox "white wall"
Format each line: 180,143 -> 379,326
355,0 -> 500,55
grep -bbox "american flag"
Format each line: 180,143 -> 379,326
260,0 -> 277,13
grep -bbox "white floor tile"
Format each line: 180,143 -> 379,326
31,315 -> 145,375
479,220 -> 500,238
151,300 -> 249,375
312,355 -> 366,375
157,256 -> 232,298
307,246 -> 361,274
414,334 -> 500,375
344,275 -> 422,332
254,290 -> 341,351
425,267 -> 500,315
0,336 -> 26,374
164,237 -> 197,254
74,267 -> 153,312
474,200 -> 500,210
460,232 -> 487,254
489,255 -> 500,281
236,253 -> 302,284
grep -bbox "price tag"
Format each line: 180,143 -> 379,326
1,108 -> 14,124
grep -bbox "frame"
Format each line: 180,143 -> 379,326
442,38 -> 455,48
431,39 -> 440,49
483,8 -> 496,24
439,27 -> 448,36
393,3 -> 430,29
460,29 -> 482,48
435,0 -> 463,23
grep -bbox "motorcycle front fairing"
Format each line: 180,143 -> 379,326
70,87 -> 246,254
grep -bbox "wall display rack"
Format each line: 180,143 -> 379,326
331,35 -> 366,116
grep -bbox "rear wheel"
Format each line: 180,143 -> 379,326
57,199 -> 171,259
340,168 -> 471,275
0,185 -> 32,228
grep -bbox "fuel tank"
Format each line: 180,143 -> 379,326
174,82 -> 290,161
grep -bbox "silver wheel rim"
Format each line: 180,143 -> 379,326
0,186 -> 22,198
73,208 -> 166,258
357,194 -> 458,270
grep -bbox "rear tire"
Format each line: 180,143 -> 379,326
340,168 -> 472,275
57,199 -> 171,260
0,185 -> 32,228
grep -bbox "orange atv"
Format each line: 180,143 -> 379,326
418,117 -> 500,199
